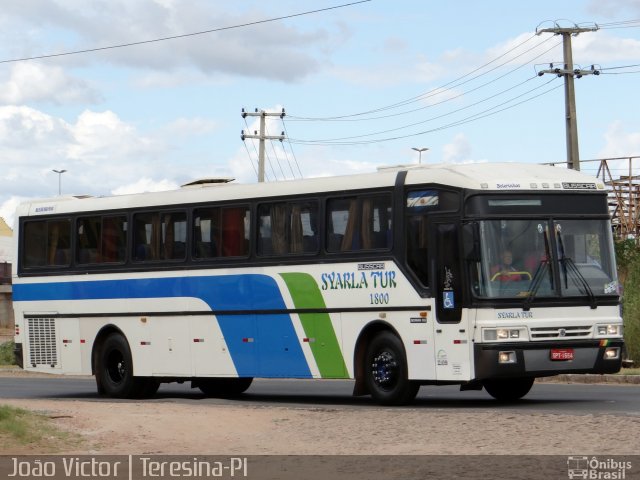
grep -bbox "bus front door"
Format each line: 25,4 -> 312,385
432,220 -> 472,382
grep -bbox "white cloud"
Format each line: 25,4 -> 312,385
599,121 -> 640,158
573,32 -> 640,64
0,63 -> 99,105
442,133 -> 472,163
0,106 -> 185,202
66,110 -> 163,164
111,178 -> 179,195
0,0 -> 333,82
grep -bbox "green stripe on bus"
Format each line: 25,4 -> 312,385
280,272 -> 348,378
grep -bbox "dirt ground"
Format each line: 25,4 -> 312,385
1,387 -> 640,456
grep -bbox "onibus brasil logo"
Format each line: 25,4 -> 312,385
567,456 -> 632,479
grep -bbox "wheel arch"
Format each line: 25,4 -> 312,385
352,320 -> 404,396
91,324 -> 127,375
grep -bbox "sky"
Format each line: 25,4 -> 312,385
0,0 -> 639,226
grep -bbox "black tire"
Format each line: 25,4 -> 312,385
95,333 -> 153,399
483,377 -> 535,402
364,331 -> 419,406
196,377 -> 254,398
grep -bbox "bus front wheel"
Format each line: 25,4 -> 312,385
483,377 -> 534,402
364,331 -> 419,405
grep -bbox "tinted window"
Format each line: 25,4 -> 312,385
326,195 -> 392,252
193,206 -> 250,259
133,211 -> 187,262
23,219 -> 72,268
257,201 -> 318,256
76,215 -> 127,264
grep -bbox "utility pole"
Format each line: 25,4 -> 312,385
241,108 -> 286,182
536,24 -> 599,171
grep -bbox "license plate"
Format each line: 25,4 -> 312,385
550,348 -> 574,361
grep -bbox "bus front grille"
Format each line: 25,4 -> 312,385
26,318 -> 58,367
530,325 -> 592,339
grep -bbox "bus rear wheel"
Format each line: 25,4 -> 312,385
195,378 -> 253,397
364,331 -> 419,406
96,333 -> 157,399
483,377 -> 534,402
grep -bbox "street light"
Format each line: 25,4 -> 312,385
52,169 -> 67,195
411,147 -> 429,164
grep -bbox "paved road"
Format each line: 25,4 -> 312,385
0,376 -> 638,415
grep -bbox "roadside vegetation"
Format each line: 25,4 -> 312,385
0,404 -> 79,452
616,239 -> 640,366
0,340 -> 14,365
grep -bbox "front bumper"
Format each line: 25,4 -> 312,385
474,340 -> 624,380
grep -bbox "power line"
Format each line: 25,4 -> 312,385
289,37 -> 561,124
265,123 -> 287,180
0,0 -> 371,64
281,119 -> 303,178
288,76 -> 555,143
288,32 -> 551,121
288,81 -> 563,145
598,19 -> 640,30
600,63 -> 640,71
241,137 -> 259,179
598,19 -> 640,27
290,37 -> 560,123
601,70 -> 640,75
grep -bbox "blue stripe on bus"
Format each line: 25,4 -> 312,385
13,275 -> 312,378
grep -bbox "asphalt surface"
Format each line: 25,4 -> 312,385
0,374 -> 639,415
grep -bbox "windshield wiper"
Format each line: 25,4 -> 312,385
524,259 -> 549,311
557,229 -> 597,309
562,256 -> 597,309
524,228 -> 554,311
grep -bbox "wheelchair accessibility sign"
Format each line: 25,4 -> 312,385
443,291 -> 455,309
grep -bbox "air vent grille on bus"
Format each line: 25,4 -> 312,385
27,317 -> 58,367
530,325 -> 592,339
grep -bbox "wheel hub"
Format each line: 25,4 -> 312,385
371,351 -> 397,386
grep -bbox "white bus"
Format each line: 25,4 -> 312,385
12,163 -> 623,405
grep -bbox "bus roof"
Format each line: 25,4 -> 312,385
16,162 -> 605,217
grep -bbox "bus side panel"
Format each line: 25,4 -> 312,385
149,316 -> 193,376
57,318 -> 85,374
190,315 -> 239,377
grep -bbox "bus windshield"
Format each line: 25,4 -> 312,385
473,218 -> 618,300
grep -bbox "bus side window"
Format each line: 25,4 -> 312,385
77,215 -> 126,264
326,195 -> 391,253
23,219 -> 71,268
257,201 -> 319,256
221,206 -> 250,257
23,221 -> 47,267
193,208 -> 220,259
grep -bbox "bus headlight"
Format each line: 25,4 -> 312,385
596,324 -> 622,337
604,347 -> 620,360
483,328 -> 522,342
498,351 -> 517,364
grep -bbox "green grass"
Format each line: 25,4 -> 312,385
0,404 -> 76,449
620,367 -> 640,375
0,341 -> 14,365
617,240 -> 640,365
